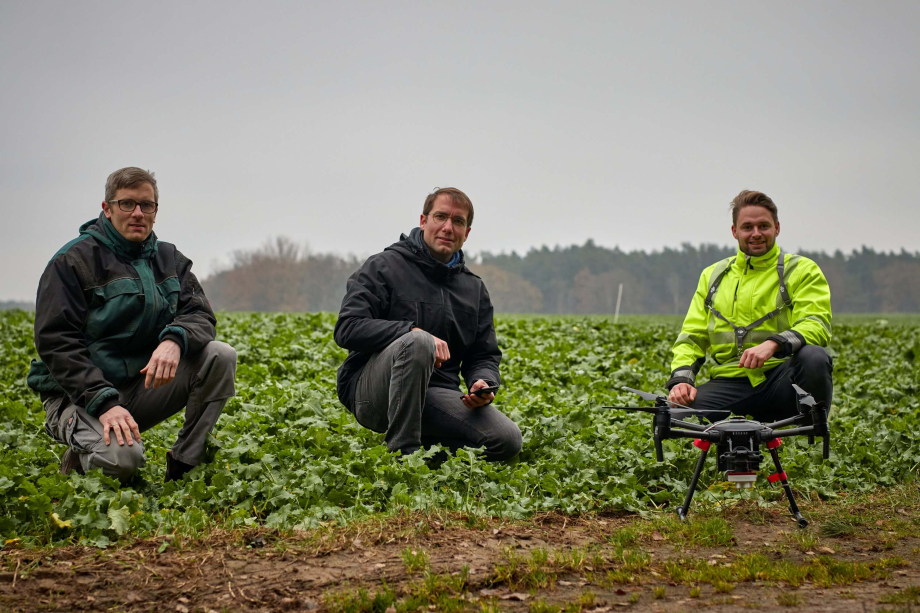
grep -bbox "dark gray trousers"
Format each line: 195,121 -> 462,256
43,341 -> 237,482
354,330 -> 522,461
690,345 -> 834,422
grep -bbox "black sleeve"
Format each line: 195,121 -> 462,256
159,251 -> 217,357
34,254 -> 120,415
334,257 -> 416,353
460,282 -> 502,389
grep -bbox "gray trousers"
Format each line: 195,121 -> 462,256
354,330 -> 522,461
43,341 -> 237,482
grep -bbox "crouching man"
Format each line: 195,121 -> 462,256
28,167 -> 236,483
334,188 -> 522,461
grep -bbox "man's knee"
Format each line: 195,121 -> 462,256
203,341 -> 237,372
399,330 -> 436,369
794,345 -> 832,371
487,422 -> 523,462
90,442 -> 145,483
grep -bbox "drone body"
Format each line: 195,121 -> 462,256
605,385 -> 830,528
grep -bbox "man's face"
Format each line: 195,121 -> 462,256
419,194 -> 472,263
102,182 -> 157,243
732,205 -> 779,257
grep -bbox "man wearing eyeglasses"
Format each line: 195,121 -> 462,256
334,188 -> 522,461
28,167 -> 236,483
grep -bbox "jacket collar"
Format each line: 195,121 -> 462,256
386,227 -> 466,282
80,213 -> 159,261
733,243 -> 780,271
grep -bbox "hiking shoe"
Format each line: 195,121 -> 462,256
60,448 -> 84,476
165,451 -> 195,483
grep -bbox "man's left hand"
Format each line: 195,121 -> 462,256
141,339 -> 181,389
461,380 -> 495,409
739,340 -> 780,370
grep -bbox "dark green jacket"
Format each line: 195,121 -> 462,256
27,214 -> 216,416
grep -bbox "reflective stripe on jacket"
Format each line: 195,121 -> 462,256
668,244 -> 832,388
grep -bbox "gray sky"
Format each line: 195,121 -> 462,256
2,1 -> 918,300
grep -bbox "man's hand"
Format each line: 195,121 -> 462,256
739,340 -> 780,370
461,379 -> 495,409
140,339 -> 181,389
99,406 -> 141,446
669,383 -> 697,406
412,327 -> 450,368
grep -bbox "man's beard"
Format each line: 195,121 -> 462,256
740,238 -> 773,256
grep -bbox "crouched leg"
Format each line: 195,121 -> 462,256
45,400 -> 145,483
789,345 -> 834,408
421,387 -> 522,462
355,330 -> 436,455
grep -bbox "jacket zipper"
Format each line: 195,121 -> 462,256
731,257 -> 751,317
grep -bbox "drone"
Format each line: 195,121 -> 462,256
604,385 -> 830,528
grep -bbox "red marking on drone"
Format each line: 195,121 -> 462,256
693,439 -> 711,451
768,471 -> 788,483
766,438 -> 782,449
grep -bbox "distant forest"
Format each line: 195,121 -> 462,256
201,237 -> 920,314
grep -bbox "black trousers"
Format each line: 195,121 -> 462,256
691,345 -> 834,423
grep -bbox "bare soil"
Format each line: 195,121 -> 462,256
2,500 -> 918,613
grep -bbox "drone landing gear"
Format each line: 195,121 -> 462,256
766,439 -> 808,529
677,440 -> 710,522
677,439 -> 809,529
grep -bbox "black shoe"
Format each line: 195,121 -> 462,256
165,451 -> 196,482
60,448 -> 85,476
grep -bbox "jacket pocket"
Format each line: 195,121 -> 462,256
85,278 -> 143,340
390,297 -> 421,327
155,276 -> 181,328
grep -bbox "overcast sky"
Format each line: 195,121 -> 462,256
1,1 -> 918,300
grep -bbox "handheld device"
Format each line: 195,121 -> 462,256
461,385 -> 500,399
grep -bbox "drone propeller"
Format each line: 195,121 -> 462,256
622,386 -> 662,402
618,386 -> 730,416
601,405 -> 731,418
791,383 -> 817,407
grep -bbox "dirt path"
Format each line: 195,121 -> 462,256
2,500 -> 919,612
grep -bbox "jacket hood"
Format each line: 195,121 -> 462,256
80,213 -> 158,260
385,227 -> 466,282
733,243 -> 781,271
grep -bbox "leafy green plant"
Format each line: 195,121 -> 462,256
1,311 -> 919,546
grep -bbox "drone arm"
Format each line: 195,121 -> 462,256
670,419 -> 708,432
766,426 -> 815,438
764,413 -> 811,429
666,429 -> 721,442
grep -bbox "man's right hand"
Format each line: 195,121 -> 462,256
99,406 -> 141,446
669,383 -> 697,406
412,327 -> 450,367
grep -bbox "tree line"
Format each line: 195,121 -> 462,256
198,237 -> 920,314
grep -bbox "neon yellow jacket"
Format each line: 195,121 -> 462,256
668,244 -> 832,388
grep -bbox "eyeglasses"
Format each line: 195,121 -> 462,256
108,199 -> 158,214
428,211 -> 468,229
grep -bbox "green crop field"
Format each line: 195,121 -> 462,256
1,310 -> 919,548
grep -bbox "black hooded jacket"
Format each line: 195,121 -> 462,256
334,228 -> 501,411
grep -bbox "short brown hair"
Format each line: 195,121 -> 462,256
105,167 -> 158,202
730,190 -> 778,225
423,187 -> 474,227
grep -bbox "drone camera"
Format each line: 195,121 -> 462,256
719,446 -> 765,488
725,472 -> 757,489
